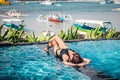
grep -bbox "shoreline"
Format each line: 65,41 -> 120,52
13,0 -> 100,3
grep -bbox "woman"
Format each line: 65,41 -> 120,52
44,35 -> 91,67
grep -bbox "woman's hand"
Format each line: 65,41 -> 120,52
77,62 -> 87,67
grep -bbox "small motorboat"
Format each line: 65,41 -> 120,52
2,19 -> 27,31
0,9 -> 29,18
112,8 -> 120,12
40,0 -> 54,5
39,30 -> 55,41
37,12 -> 72,23
42,30 -> 55,37
72,19 -> 113,35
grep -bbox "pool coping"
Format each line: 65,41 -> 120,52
0,39 -> 119,80
0,38 -> 120,46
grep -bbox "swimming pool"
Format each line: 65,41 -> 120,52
67,40 -> 120,80
0,40 -> 120,80
0,45 -> 91,80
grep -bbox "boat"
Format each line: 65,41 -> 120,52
54,3 -> 61,7
48,12 -> 65,22
72,19 -> 113,35
39,30 -> 55,41
0,9 -> 29,18
42,30 -> 55,37
2,19 -> 27,31
112,8 -> 120,11
114,0 -> 120,4
40,0 -> 54,5
37,12 -> 72,23
100,1 -> 106,4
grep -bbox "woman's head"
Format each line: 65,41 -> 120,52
71,53 -> 83,64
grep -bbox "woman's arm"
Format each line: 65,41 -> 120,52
63,58 -> 91,67
62,55 -> 78,66
77,58 -> 91,67
83,58 -> 91,64
63,60 -> 78,66
63,60 -> 89,67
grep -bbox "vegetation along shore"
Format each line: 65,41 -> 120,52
0,23 -> 120,46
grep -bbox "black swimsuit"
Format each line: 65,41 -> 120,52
55,48 -> 75,61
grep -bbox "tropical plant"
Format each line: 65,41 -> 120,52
86,26 -> 119,39
59,27 -> 80,40
3,25 -> 26,43
106,29 -> 117,39
26,32 -> 38,42
0,25 -> 3,41
86,26 -> 104,39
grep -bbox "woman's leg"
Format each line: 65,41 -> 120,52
44,39 -> 53,53
44,39 -> 60,56
54,35 -> 68,49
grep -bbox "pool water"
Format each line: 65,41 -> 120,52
0,45 -> 90,80
0,40 -> 120,80
67,40 -> 120,80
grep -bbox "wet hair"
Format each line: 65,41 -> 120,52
71,53 -> 83,64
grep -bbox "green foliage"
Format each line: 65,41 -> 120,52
39,32 -> 55,42
0,24 -> 26,43
26,32 -> 38,42
106,29 -> 116,39
6,25 -> 25,43
59,27 -> 79,40
39,33 -> 46,42
86,26 -> 119,39
0,25 -> 3,41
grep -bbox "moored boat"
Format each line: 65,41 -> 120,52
0,9 -> 29,18
112,8 -> 120,11
72,19 -> 113,35
40,0 -> 54,5
48,18 -> 63,22
2,19 -> 27,31
37,12 -> 72,23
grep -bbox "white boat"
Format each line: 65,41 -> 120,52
54,3 -> 61,7
100,1 -> 106,4
2,19 -> 27,31
0,9 -> 29,18
41,0 -> 54,5
114,0 -> 120,4
37,12 -> 72,23
39,30 -> 55,41
72,19 -> 113,35
42,31 -> 55,37
112,8 -> 120,11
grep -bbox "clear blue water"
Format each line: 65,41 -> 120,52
0,45 -> 91,80
0,2 -> 120,35
67,40 -> 120,79
0,40 -> 120,80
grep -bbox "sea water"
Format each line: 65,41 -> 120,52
0,2 -> 120,35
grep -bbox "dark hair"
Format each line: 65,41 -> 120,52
71,53 -> 83,64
